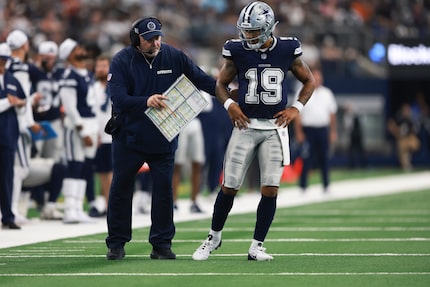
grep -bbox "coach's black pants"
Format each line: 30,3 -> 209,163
106,139 -> 176,250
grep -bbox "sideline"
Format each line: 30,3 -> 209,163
0,171 -> 429,249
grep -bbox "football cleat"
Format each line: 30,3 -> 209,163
248,242 -> 273,261
192,234 -> 222,260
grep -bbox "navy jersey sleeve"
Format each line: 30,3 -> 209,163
6,74 -> 26,100
222,39 -> 241,59
281,36 -> 303,59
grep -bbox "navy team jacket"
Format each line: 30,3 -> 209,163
107,43 -> 216,154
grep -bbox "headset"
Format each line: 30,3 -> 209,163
129,17 -> 162,48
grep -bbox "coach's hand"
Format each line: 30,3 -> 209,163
148,94 -> 168,110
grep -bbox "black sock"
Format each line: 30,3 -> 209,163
254,195 -> 277,242
211,190 -> 235,231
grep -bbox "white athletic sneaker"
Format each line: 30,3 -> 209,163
192,234 -> 222,260
62,209 -> 80,224
41,203 -> 63,220
248,242 -> 273,261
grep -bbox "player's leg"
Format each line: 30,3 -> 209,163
0,148 -> 18,228
193,128 -> 256,260
172,126 -> 188,209
299,127 -> 314,192
249,130 -> 284,261
316,127 -> 330,191
62,127 -> 88,223
82,128 -> 99,217
43,162 -> 66,220
189,119 -> 205,213
12,135 -> 30,224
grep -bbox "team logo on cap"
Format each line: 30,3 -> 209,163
147,21 -> 157,31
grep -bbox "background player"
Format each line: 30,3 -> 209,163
6,29 -> 42,224
0,42 -> 26,230
294,68 -> 338,193
91,54 -> 113,217
58,38 -> 98,224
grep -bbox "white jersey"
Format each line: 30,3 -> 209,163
295,85 -> 337,127
93,81 -> 112,144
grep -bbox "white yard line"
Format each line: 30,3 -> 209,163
0,171 -> 429,249
0,253 -> 429,258
0,272 -> 429,277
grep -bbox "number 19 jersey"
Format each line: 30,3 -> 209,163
222,37 -> 302,119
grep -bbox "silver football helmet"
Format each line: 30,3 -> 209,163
237,1 -> 277,50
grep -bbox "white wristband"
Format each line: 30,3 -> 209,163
223,98 -> 235,111
292,101 -> 304,113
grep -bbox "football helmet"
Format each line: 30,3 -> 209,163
237,1 -> 277,50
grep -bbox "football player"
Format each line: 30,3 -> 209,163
0,42 -> 26,229
6,29 -> 43,224
58,38 -> 98,224
30,41 -> 66,220
193,1 -> 316,261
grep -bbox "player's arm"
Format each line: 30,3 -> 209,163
274,57 -> 315,127
290,57 -> 315,108
215,58 -> 236,105
216,58 -> 249,129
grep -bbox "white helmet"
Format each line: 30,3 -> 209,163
237,1 -> 277,50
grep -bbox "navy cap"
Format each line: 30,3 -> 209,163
135,18 -> 164,40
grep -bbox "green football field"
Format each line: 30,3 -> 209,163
0,182 -> 429,287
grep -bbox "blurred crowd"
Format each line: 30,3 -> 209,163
1,0 -> 429,77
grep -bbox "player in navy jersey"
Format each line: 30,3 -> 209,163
0,43 -> 26,229
6,29 -> 43,224
28,41 -> 65,220
105,17 -> 218,260
32,41 -> 64,162
193,1 -> 316,261
58,38 -> 99,224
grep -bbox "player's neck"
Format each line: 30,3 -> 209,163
258,37 -> 273,51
